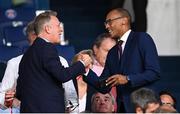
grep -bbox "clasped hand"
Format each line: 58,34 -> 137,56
79,54 -> 92,68
4,90 -> 15,107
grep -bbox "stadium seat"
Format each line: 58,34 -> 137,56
1,22 -> 29,48
0,62 -> 6,82
0,8 -> 35,23
0,46 -> 23,63
56,45 -> 75,64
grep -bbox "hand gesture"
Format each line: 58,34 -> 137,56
80,54 -> 93,68
4,90 -> 15,107
106,74 -> 128,87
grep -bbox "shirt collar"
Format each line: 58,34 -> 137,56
40,37 -> 50,42
118,29 -> 131,43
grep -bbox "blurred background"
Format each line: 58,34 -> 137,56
0,0 -> 180,111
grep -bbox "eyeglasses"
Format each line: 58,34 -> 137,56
104,16 -> 124,25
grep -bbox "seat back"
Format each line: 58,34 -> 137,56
56,45 -> 75,64
0,62 -> 6,82
2,22 -> 29,47
0,46 -> 23,63
0,8 -> 35,23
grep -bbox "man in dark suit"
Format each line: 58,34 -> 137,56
16,11 -> 92,113
83,8 -> 160,112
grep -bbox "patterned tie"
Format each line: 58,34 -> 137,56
118,40 -> 123,60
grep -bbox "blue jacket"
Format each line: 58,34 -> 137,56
84,31 -> 160,112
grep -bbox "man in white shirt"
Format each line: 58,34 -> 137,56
0,21 -> 78,113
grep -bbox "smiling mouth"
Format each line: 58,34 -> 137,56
108,29 -> 112,34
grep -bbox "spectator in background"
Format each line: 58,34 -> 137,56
155,104 -> 177,113
0,21 -> 36,113
131,88 -> 160,113
92,33 -> 116,76
110,0 -> 148,32
71,49 -> 96,113
159,90 -> 177,110
91,92 -> 115,113
91,33 -> 117,111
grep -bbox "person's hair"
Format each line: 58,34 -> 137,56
112,8 -> 131,26
93,33 -> 114,49
159,90 -> 177,108
25,21 -> 35,36
72,49 -> 94,64
131,88 -> 160,112
91,92 -> 115,105
34,10 -> 57,35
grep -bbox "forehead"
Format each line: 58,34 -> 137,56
50,16 -> 60,23
161,95 -> 174,102
95,93 -> 111,98
102,38 -> 115,44
106,10 -> 121,19
100,38 -> 116,48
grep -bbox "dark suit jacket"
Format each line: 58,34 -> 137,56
84,31 -> 160,112
16,38 -> 85,113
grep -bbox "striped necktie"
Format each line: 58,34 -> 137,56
118,40 -> 123,60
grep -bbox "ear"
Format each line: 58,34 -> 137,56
121,18 -> 126,25
45,24 -> 51,34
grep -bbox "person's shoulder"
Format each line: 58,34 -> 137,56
133,31 -> 153,42
133,31 -> 150,37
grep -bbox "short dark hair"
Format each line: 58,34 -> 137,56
91,92 -> 115,105
34,10 -> 57,35
131,88 -> 160,112
25,21 -> 35,36
111,8 -> 131,26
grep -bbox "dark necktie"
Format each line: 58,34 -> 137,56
118,40 -> 123,60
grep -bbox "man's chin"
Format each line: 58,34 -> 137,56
98,108 -> 109,113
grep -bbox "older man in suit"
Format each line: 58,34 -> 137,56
84,8 -> 160,112
16,11 -> 92,113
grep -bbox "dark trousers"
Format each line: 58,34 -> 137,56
117,101 -> 126,113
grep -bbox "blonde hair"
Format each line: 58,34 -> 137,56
72,49 -> 94,65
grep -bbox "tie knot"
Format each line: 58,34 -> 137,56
118,40 -> 123,46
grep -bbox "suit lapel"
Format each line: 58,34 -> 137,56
120,31 -> 135,72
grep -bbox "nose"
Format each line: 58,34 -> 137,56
105,23 -> 109,29
59,23 -> 64,33
99,99 -> 106,105
60,27 -> 63,33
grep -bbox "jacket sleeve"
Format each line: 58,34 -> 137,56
42,44 -> 85,83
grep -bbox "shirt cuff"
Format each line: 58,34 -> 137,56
84,69 -> 89,76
